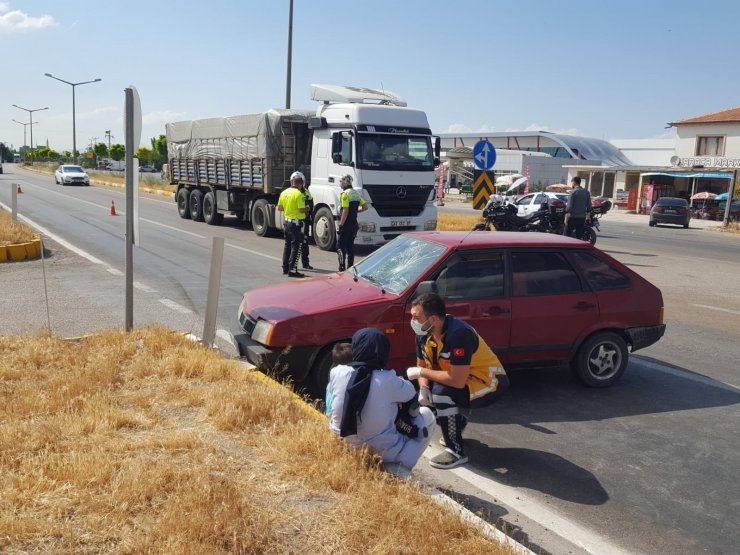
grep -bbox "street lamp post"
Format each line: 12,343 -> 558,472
12,119 -> 38,149
12,105 -> 48,162
44,73 -> 102,164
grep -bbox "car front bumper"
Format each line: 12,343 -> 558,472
626,324 -> 666,352
233,330 -> 317,383
652,214 -> 689,225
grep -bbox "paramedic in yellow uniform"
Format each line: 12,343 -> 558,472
406,293 -> 509,469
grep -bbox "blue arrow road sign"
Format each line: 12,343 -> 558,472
473,140 -> 496,170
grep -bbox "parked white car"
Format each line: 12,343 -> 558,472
513,192 -> 569,216
54,165 -> 90,186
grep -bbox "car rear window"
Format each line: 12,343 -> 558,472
655,198 -> 688,207
511,251 -> 582,296
568,251 -> 631,291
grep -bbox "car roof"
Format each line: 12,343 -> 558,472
408,231 -> 593,249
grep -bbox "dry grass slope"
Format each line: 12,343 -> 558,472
436,211 -> 484,231
0,208 -> 37,245
0,327 -> 514,554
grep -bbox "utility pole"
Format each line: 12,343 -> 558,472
285,0 -> 293,109
105,129 -> 113,152
12,105 -> 48,163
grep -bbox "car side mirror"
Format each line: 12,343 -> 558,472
433,157 -> 440,168
332,153 -> 343,164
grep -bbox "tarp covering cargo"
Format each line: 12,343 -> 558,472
166,109 -> 313,161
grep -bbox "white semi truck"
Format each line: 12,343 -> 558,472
166,84 -> 439,250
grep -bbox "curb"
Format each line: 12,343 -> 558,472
0,236 -> 41,262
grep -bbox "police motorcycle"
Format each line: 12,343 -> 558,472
472,195 -> 550,233
579,198 -> 612,246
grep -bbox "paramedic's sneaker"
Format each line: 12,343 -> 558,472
438,415 -> 468,446
430,449 -> 468,469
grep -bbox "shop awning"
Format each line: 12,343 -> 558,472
641,171 -> 732,179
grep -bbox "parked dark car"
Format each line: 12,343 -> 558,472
649,197 -> 690,228
235,232 -> 665,394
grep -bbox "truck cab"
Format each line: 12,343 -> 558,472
307,85 -> 439,250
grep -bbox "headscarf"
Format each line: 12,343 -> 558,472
339,328 -> 390,437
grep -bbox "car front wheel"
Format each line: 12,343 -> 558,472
572,331 -> 628,387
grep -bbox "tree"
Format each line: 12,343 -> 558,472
136,147 -> 152,165
93,142 -> 108,160
150,135 -> 167,168
110,144 -> 125,161
63,151 -> 71,160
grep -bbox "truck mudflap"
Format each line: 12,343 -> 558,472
233,331 -> 316,383
626,324 -> 666,352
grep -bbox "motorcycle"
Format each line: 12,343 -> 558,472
580,199 -> 612,245
472,196 -> 547,232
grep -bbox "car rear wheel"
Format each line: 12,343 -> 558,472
572,331 -> 628,387
649,220 -> 656,227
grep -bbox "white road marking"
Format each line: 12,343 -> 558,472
140,218 -> 206,239
422,447 -> 633,555
106,268 -> 123,276
158,298 -> 192,314
226,242 -> 282,262
0,202 -> 108,266
133,281 -> 157,294
635,357 -> 740,392
691,303 -> 740,316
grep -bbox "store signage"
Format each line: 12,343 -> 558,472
679,157 -> 740,168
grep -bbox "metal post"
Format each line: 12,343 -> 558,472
202,237 -> 225,348
11,183 -> 18,220
72,85 -> 77,164
285,0 -> 293,109
125,88 -> 134,331
722,169 -> 737,226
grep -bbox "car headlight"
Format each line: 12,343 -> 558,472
251,319 -> 274,345
359,222 -> 376,233
424,220 -> 437,230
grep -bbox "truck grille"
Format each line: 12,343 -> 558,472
363,185 -> 433,218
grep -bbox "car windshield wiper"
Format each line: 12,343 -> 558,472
351,266 -> 359,282
360,273 -> 386,294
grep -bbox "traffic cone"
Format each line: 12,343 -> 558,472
109,200 -> 117,216
16,184 -> 23,194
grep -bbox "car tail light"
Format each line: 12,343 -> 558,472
652,206 -> 662,213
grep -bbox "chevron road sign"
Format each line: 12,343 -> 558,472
473,170 -> 496,209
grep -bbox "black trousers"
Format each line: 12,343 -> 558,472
431,375 -> 510,456
337,226 -> 357,270
565,217 -> 586,239
301,219 -> 311,267
282,221 -> 304,273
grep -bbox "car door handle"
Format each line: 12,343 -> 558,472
573,301 -> 597,310
486,306 -> 511,315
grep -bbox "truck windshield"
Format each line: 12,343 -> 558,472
358,133 -> 434,172
354,234 -> 446,294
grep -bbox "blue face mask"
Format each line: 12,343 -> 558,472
411,317 -> 431,336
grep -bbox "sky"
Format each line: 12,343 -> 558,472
2,0 -> 740,153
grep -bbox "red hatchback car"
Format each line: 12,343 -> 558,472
235,232 -> 665,394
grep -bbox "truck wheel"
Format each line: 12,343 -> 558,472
189,189 -> 204,222
313,207 -> 337,251
177,188 -> 191,219
251,199 -> 271,237
571,331 -> 628,387
203,191 -> 223,225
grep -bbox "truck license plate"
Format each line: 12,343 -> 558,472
391,219 -> 411,227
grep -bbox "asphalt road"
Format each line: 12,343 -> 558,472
2,165 -> 738,555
